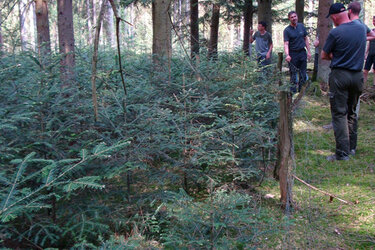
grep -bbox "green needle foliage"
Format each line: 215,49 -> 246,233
0,49 -> 280,248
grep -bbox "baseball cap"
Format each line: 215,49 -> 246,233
326,3 -> 346,18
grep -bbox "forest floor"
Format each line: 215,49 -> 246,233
258,82 -> 375,249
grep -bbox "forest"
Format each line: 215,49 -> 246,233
0,0 -> 374,249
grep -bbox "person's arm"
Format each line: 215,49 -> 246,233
305,36 -> 312,60
366,30 -> 375,41
366,41 -> 370,58
283,29 -> 291,62
321,50 -> 332,60
250,29 -> 255,43
313,37 -> 319,48
284,41 -> 291,62
266,42 -> 273,59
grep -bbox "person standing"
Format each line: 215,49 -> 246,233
347,1 -> 375,40
250,21 -> 273,67
283,11 -> 311,93
364,16 -> 375,87
322,3 -> 366,161
347,1 -> 375,117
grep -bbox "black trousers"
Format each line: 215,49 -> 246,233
289,50 -> 307,92
329,69 -> 363,157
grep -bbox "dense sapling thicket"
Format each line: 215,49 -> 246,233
0,49 -> 280,248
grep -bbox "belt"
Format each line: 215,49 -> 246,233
290,48 -> 305,53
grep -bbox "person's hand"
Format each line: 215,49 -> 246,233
307,51 -> 312,60
313,39 -> 319,48
250,29 -> 254,35
266,52 -> 271,60
285,55 -> 291,62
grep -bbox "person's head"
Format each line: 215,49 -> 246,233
347,1 -> 361,18
258,21 -> 267,31
288,11 -> 298,26
326,3 -> 348,26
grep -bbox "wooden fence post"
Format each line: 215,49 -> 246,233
275,52 -> 294,210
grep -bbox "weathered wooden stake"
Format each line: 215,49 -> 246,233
275,52 -> 294,210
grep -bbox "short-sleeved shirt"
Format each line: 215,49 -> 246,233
323,21 -> 366,71
283,23 -> 308,51
252,31 -> 272,57
353,19 -> 371,33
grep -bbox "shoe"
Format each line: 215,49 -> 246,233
350,149 -> 356,156
326,154 -> 350,161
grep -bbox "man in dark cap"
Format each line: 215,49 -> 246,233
322,3 -> 366,161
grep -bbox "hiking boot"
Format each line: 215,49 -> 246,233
326,154 -> 350,162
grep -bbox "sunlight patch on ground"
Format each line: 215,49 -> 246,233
303,96 -> 329,108
310,149 -> 331,157
294,119 -> 325,133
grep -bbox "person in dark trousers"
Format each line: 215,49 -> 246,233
322,3 -> 366,161
364,16 -> 375,86
250,21 -> 273,67
283,11 -> 311,93
323,1 -> 375,129
346,2 -> 375,117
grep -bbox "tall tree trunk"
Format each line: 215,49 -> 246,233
0,11 -> 3,52
30,1 -> 37,51
295,0 -> 304,24
128,3 -> 135,39
152,0 -> 172,70
104,1 -> 116,48
19,0 -> 28,51
92,0 -> 97,27
87,0 -> 93,45
57,0 -> 75,86
257,0 -> 272,35
243,0 -> 253,55
190,0 -> 199,58
35,0 -> 51,62
317,0 -> 333,85
208,3 -> 220,60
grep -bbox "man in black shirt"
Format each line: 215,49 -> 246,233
322,3 -> 366,161
283,11 -> 311,93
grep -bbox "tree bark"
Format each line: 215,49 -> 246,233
92,0 -> 107,122
57,0 -> 75,86
30,1 -> 37,51
257,0 -> 272,35
190,0 -> 199,58
87,0 -> 93,45
104,0 -> 116,48
35,0 -> 51,64
317,0 -> 333,85
208,3 -> 220,60
152,0 -> 172,70
295,0 -> 304,24
243,0 -> 253,55
0,11 -> 3,52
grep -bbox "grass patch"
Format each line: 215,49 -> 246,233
259,93 -> 375,249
